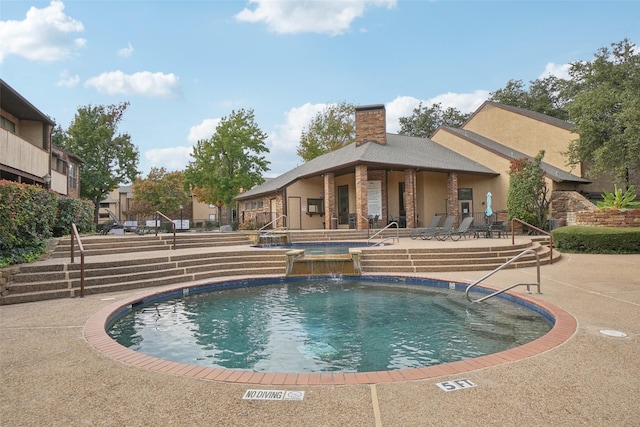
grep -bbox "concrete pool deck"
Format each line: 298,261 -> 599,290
1,236 -> 639,426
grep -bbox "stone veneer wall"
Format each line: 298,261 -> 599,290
571,208 -> 640,227
552,190 -> 640,227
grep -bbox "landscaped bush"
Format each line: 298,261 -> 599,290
552,226 -> 640,254
0,180 -> 57,267
0,180 -> 98,267
53,197 -> 95,237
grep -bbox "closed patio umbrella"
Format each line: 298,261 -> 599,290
485,192 -> 493,218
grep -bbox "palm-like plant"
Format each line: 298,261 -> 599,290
597,185 -> 640,209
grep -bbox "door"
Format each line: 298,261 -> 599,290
338,185 -> 349,225
459,201 -> 473,219
288,196 -> 301,230
270,198 -> 277,228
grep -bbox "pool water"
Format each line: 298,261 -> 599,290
108,278 -> 552,373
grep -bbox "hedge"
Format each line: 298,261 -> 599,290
552,225 -> 640,254
0,180 -> 95,267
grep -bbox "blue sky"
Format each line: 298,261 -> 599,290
1,1 -> 639,178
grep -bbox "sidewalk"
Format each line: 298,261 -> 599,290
1,241 -> 638,426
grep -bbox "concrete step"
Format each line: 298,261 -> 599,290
1,235 -> 556,305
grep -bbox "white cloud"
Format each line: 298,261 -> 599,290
539,62 -> 571,80
187,118 -> 221,143
235,0 -> 396,35
385,91 -> 489,133
57,69 -> 80,87
84,71 -> 180,97
0,0 -> 85,63
269,103 -> 327,151
118,42 -> 134,57
144,146 -> 193,172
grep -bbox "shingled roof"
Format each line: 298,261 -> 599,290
441,126 -> 590,184
236,133 -> 497,200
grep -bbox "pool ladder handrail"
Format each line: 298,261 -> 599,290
259,215 -> 288,232
70,223 -> 85,298
465,248 -> 541,303
368,221 -> 400,246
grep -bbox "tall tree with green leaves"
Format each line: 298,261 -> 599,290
297,101 -> 355,162
507,151 -> 551,228
184,109 -> 269,226
60,102 -> 139,224
489,77 -> 569,120
130,167 -> 190,219
397,102 -> 470,138
565,38 -> 640,187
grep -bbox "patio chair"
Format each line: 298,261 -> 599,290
421,215 -> 451,240
435,216 -> 474,241
422,215 -> 455,240
490,221 -> 509,238
409,215 -> 442,240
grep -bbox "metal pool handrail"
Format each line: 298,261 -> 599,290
259,215 -> 288,231
368,221 -> 399,245
510,218 -> 554,264
70,223 -> 85,298
154,211 -> 176,250
465,248 -> 541,303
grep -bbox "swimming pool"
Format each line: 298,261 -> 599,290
107,276 -> 553,374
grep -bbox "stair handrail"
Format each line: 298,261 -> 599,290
368,221 -> 399,245
70,223 -> 85,298
465,248 -> 541,303
154,211 -> 177,250
510,218 -> 554,264
259,215 -> 288,231
357,214 -> 371,238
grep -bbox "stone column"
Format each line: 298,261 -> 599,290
323,173 -> 336,229
404,169 -> 416,228
355,164 -> 368,230
447,172 -> 459,225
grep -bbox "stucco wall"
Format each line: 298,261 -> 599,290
463,103 -> 578,173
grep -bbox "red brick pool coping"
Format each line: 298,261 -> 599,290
84,283 -> 577,385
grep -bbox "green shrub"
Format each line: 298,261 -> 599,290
597,185 -> 640,209
552,226 -> 640,254
53,197 -> 95,237
0,180 -> 57,267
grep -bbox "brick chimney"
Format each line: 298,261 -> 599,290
355,104 -> 386,146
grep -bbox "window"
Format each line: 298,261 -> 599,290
69,163 -> 77,189
0,115 -> 16,132
458,188 -> 473,200
307,198 -> 324,215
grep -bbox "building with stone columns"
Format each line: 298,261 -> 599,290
236,103 -> 593,230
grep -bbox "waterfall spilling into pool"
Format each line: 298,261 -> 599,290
285,248 -> 362,276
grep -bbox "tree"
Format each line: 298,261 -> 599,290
397,102 -> 470,138
59,102 -> 139,224
507,151 -> 552,229
489,77 -> 569,120
130,167 -> 190,219
184,109 -> 269,226
565,38 -> 640,187
297,101 -> 355,162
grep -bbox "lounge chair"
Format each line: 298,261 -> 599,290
435,216 -> 474,241
409,215 -> 442,240
422,215 -> 453,240
422,215 -> 455,240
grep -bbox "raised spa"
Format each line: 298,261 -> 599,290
107,276 -> 553,373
